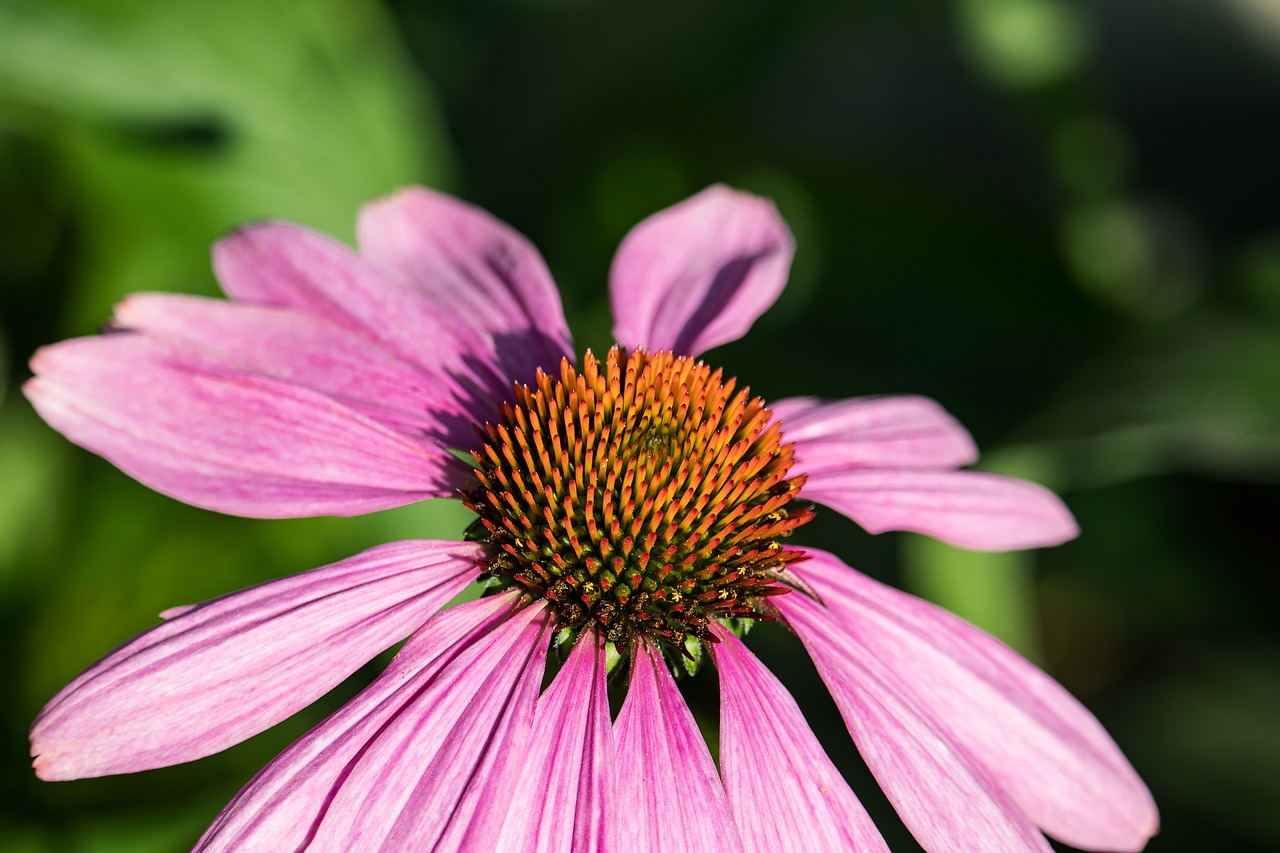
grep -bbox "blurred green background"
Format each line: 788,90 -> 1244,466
2,0 -> 1278,850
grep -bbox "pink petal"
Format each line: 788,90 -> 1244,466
114,292 -> 480,449
774,584 -> 1054,853
196,593 -> 524,852
25,334 -> 464,518
304,598 -> 553,852
213,220 -> 453,352
708,623 -> 889,853
800,468 -> 1079,551
496,629 -> 615,852
214,219 -> 542,417
769,395 -> 979,474
782,550 -> 1159,852
32,540 -> 480,781
357,186 -> 574,382
614,637 -> 742,852
610,185 -> 794,357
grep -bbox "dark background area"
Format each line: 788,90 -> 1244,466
2,0 -> 1278,849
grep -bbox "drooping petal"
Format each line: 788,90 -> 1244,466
611,185 -> 794,357
357,186 -> 574,382
774,584 -> 1054,853
196,593 -> 523,852
25,334 -> 465,518
113,292 -> 480,448
32,540 -> 480,781
781,550 -> 1159,852
496,628 -> 615,852
304,597 -> 553,852
614,637 -> 742,853
708,624 -> 889,853
769,395 -> 978,475
800,468 -> 1079,551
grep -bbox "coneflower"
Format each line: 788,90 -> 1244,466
25,185 -> 1156,851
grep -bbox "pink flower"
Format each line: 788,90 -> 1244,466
25,186 -> 1157,851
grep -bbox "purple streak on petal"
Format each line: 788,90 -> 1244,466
213,221 -> 515,411
801,468 -> 1079,551
785,550 -> 1159,852
114,293 -> 481,449
32,541 -> 480,781
614,637 -> 742,853
769,395 -> 979,475
357,186 -> 574,383
610,185 -> 795,357
497,628 -> 615,852
775,585 -> 1054,853
304,598 -> 553,852
196,593 -> 523,853
25,334 -> 464,518
708,623 -> 889,853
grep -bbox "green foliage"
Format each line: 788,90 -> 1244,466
0,0 -> 452,329
3,0 -> 1278,849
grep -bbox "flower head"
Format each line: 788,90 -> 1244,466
25,185 -> 1157,851
464,345 -> 812,646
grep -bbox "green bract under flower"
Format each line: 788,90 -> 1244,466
464,346 -> 812,647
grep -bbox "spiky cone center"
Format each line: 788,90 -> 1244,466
463,346 -> 812,649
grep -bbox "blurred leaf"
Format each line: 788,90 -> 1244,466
66,806 -> 209,853
1032,314 -> 1280,487
902,535 -> 1042,660
0,399 -> 69,585
0,0 -> 453,330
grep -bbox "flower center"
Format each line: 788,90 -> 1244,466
463,346 -> 812,648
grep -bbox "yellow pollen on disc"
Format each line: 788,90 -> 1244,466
463,346 -> 812,647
